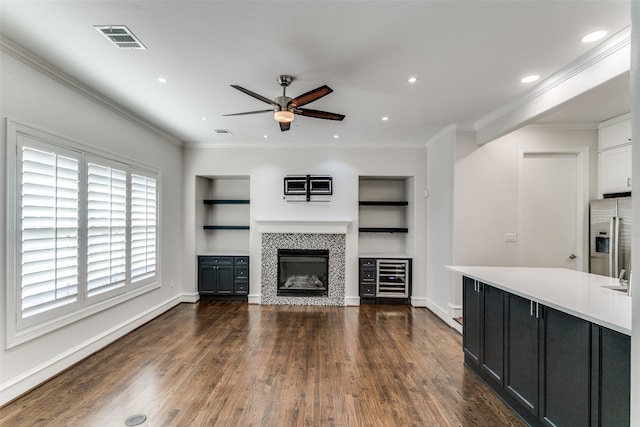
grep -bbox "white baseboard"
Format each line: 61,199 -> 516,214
411,296 -> 428,307
0,296 -> 182,406
345,296 -> 360,306
180,292 -> 199,303
425,298 -> 462,334
248,294 -> 261,304
448,302 -> 462,318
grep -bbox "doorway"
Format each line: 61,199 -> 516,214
517,147 -> 589,270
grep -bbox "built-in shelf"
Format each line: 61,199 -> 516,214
359,201 -> 408,206
203,225 -> 251,230
358,227 -> 409,233
203,199 -> 250,205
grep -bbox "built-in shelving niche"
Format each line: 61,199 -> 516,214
358,176 -> 414,257
196,176 -> 250,253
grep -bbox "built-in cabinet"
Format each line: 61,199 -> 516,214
196,176 -> 250,298
463,277 -> 630,427
598,114 -> 632,197
198,256 -> 249,297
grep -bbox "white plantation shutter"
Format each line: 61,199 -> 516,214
87,162 -> 127,298
130,173 -> 157,283
20,146 -> 80,318
9,121 -> 162,338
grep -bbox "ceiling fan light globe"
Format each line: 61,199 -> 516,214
274,110 -> 295,123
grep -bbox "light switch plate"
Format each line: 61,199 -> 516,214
504,233 -> 517,242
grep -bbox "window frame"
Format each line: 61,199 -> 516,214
5,119 -> 161,348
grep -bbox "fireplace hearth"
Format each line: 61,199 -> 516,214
278,249 -> 329,297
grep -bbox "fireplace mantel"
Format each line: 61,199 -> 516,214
256,219 -> 351,234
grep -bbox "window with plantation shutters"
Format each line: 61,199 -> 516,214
131,174 -> 157,283
87,162 -> 127,298
8,120 -> 160,342
20,146 -> 80,318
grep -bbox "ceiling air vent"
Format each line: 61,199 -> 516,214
95,25 -> 147,49
214,129 -> 232,134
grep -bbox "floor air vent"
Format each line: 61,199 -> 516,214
125,414 -> 147,426
95,25 -> 147,50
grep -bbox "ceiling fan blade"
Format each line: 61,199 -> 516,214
295,108 -> 345,121
230,85 -> 278,106
222,109 -> 273,117
289,85 -> 333,108
279,121 -> 291,132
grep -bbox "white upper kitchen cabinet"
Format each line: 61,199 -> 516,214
598,114 -> 632,197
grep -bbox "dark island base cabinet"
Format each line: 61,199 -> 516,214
198,256 -> 249,297
462,277 -> 504,387
462,276 -> 630,427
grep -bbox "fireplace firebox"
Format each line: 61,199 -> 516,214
277,249 -> 329,297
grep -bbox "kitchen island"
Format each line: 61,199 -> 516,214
447,266 -> 630,427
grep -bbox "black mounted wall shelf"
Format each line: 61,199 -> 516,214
358,227 -> 409,233
203,225 -> 250,230
203,199 -> 250,204
359,201 -> 408,206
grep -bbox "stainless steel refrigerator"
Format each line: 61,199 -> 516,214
589,196 -> 632,280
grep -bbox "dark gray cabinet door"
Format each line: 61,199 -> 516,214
505,293 -> 539,417
462,276 -> 481,367
198,260 -> 218,294
216,264 -> 234,294
481,284 -> 504,385
198,256 -> 238,295
540,306 -> 591,427
597,326 -> 630,427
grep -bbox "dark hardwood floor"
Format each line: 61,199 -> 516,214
1,302 -> 524,426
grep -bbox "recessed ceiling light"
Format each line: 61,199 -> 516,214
157,77 -> 168,83
201,117 -> 208,121
521,74 -> 540,83
581,30 -> 607,43
408,77 -> 417,83
263,135 -> 269,139
333,134 -> 339,139
381,116 -> 389,121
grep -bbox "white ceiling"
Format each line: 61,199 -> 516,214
0,1 -> 632,146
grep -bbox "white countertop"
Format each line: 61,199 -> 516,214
198,251 -> 250,257
446,266 -> 631,336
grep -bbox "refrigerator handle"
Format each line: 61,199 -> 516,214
609,217 -> 615,277
613,217 -> 621,278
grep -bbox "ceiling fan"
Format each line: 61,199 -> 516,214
223,75 -> 345,131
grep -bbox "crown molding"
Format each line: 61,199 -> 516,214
525,122 -> 599,130
474,26 -> 631,140
183,140 -> 426,149
0,35 -> 184,147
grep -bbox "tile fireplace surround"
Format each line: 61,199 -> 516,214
258,220 -> 348,306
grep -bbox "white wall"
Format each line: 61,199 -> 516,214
0,48 -> 183,404
182,145 -> 427,306
425,126 -> 456,326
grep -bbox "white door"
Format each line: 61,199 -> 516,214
518,149 -> 586,270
